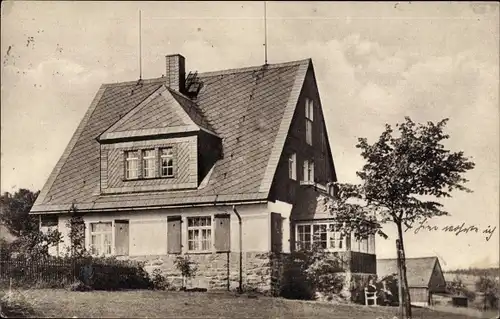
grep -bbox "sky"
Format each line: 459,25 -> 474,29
1,1 -> 498,270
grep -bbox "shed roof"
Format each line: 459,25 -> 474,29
377,257 -> 441,288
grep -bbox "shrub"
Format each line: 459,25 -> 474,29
446,276 -> 476,301
151,268 -> 170,291
174,256 -> 198,290
280,251 -> 315,300
75,256 -> 152,291
475,275 -> 499,310
280,246 -> 344,300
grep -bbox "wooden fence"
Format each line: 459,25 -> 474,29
0,259 -> 77,287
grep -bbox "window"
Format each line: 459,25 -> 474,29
124,147 -> 176,180
125,151 -> 139,179
305,98 -> 314,145
187,217 -> 212,251
296,224 -> 311,250
40,215 -> 59,256
303,160 -> 314,182
288,153 -> 296,180
90,222 -> 112,256
295,222 -> 345,252
354,237 -> 369,253
40,215 -> 58,230
160,147 -> 174,177
142,149 -> 155,178
313,224 -> 328,249
328,183 -> 336,197
330,224 -> 344,250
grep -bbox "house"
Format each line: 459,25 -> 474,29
30,54 -> 376,293
377,256 -> 447,307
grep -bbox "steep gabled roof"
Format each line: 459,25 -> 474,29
31,58 -> 312,212
98,86 -> 218,141
377,257 -> 441,288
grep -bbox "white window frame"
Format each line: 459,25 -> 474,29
353,236 -> 370,254
288,153 -> 297,180
295,221 -> 346,252
125,151 -> 139,179
160,147 -> 174,178
303,160 -> 314,182
186,216 -> 212,252
305,98 -> 314,145
142,149 -> 155,178
89,222 -> 113,256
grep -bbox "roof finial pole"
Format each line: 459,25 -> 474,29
139,10 -> 142,80
264,1 -> 268,65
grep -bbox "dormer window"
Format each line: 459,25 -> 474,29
160,147 -> 174,177
305,98 -> 314,145
142,150 -> 155,178
125,151 -> 139,179
123,147 -> 176,180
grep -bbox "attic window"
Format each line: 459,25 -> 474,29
142,150 -> 155,178
303,160 -> 314,182
160,147 -> 175,178
305,98 -> 314,145
125,151 -> 139,179
288,153 -> 297,180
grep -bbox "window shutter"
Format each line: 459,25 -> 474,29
167,216 -> 182,254
270,213 -> 283,253
114,220 -> 129,256
214,214 -> 230,252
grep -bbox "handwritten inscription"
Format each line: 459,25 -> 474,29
406,217 -> 497,241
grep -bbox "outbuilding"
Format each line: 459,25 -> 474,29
377,256 -> 447,307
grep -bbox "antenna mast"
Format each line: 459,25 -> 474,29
139,10 -> 142,80
264,1 -> 268,65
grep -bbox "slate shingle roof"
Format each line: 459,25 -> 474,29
377,257 -> 441,288
31,59 -> 311,212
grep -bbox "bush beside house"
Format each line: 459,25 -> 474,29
279,247 -> 345,301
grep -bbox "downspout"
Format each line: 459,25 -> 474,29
232,205 -> 243,294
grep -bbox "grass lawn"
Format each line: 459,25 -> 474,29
6,289 -> 496,318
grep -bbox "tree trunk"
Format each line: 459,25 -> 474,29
396,221 -> 412,319
396,239 -> 403,319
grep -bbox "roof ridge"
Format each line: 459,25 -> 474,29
101,58 -> 311,87
197,58 -> 311,78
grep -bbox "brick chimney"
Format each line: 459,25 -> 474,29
165,54 -> 185,93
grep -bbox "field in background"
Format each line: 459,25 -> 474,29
444,272 -> 499,292
1,288 -> 491,319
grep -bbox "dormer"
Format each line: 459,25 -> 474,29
96,55 -> 221,195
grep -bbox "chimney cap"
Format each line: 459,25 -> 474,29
166,53 -> 185,58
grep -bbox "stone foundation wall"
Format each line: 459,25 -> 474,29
125,252 -> 284,294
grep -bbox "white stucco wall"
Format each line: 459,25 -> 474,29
46,202 -> 273,257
